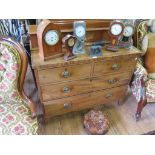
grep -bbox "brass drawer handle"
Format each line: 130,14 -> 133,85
105,93 -> 112,98
64,103 -> 72,109
62,70 -> 70,78
112,64 -> 120,70
107,79 -> 117,84
63,86 -> 70,93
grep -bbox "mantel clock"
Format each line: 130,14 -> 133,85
106,20 -> 124,52
62,34 -> 76,61
118,23 -> 135,48
73,21 -> 86,54
37,19 -> 63,60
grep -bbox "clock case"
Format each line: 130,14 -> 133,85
62,34 -> 76,61
118,24 -> 135,48
37,19 -> 63,60
106,20 -> 124,52
73,21 -> 86,54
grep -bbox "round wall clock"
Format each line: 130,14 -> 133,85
106,20 -> 124,52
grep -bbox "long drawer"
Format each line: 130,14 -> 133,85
93,56 -> 137,76
38,63 -> 91,85
40,72 -> 131,101
43,85 -> 127,118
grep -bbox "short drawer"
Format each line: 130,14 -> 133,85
93,56 -> 136,76
43,85 -> 127,118
91,71 -> 132,91
38,63 -> 91,85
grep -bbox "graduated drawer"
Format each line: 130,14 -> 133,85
43,85 -> 127,118
93,56 -> 137,76
40,72 -> 131,102
40,79 -> 92,101
38,63 -> 91,85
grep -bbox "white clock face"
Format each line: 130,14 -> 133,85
75,26 -> 85,38
111,24 -> 123,36
123,26 -> 134,37
68,38 -> 75,47
44,30 -> 59,46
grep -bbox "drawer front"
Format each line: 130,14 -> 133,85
43,85 -> 127,118
38,63 -> 91,85
93,56 -> 136,76
91,72 -> 132,91
40,79 -> 92,101
40,71 -> 131,102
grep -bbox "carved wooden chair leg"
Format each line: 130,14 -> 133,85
37,102 -> 45,134
37,114 -> 45,135
135,99 -> 147,121
135,77 -> 147,121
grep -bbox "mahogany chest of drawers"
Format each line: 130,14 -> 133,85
31,47 -> 141,119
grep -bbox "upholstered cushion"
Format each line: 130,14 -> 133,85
0,44 -> 21,104
83,110 -> 110,135
0,102 -> 38,135
131,61 -> 148,102
131,60 -> 155,103
146,79 -> 155,102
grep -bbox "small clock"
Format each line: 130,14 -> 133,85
44,30 -> 59,46
106,20 -> 124,52
37,19 -> 63,60
73,21 -> 86,54
123,24 -> 134,37
62,34 -> 77,61
118,23 -> 135,48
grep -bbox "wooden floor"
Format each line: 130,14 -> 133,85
24,66 -> 155,135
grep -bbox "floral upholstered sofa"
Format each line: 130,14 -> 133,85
0,36 -> 38,134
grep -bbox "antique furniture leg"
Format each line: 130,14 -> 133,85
135,77 -> 147,121
36,102 -> 46,134
24,44 -> 38,89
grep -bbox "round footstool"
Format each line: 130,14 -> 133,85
83,110 -> 110,135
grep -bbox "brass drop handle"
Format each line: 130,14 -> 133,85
63,86 -> 70,93
112,64 -> 120,70
62,70 -> 70,78
105,93 -> 112,98
108,79 -> 117,84
64,103 -> 72,109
